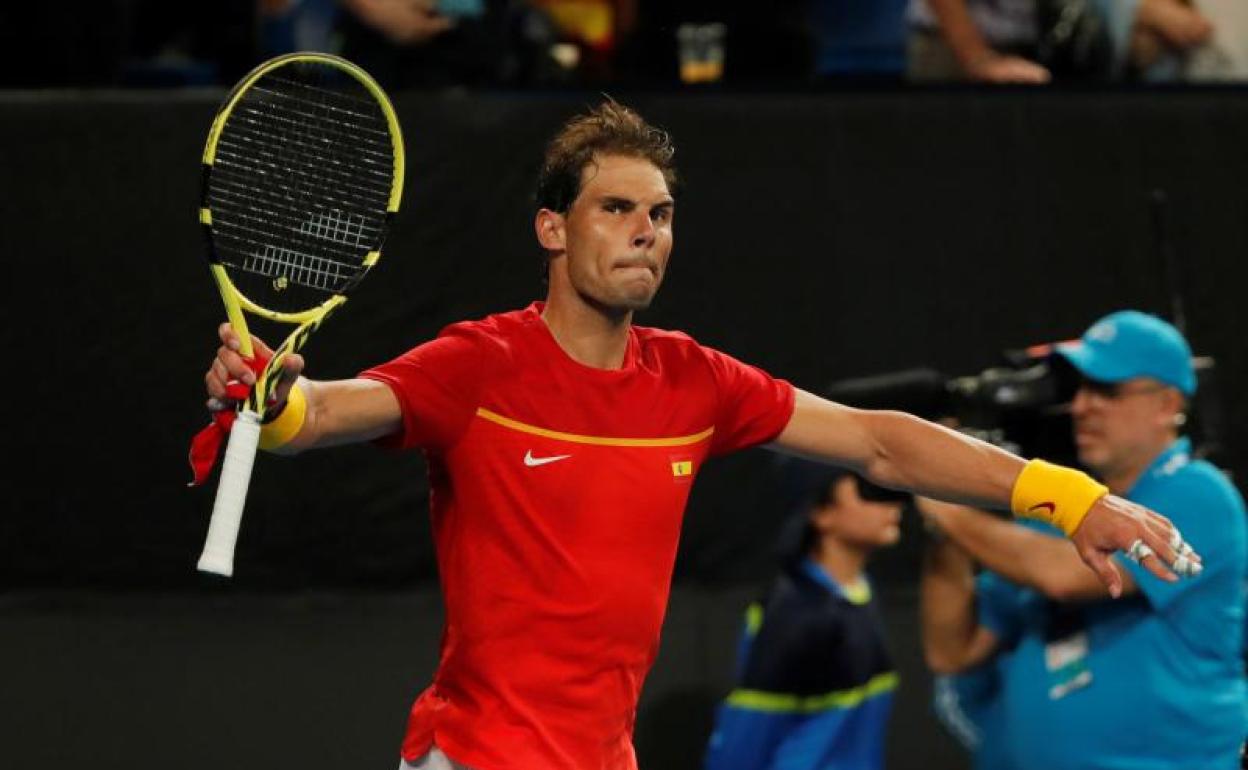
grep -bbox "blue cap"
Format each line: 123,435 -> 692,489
1056,310 -> 1196,396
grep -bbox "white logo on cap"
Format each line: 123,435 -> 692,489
1087,322 -> 1117,343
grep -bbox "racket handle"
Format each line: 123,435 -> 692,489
197,410 -> 262,577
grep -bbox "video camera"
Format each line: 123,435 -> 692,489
823,346 -> 1222,468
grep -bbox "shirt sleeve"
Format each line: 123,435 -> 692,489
700,345 -> 795,456
358,325 -> 487,451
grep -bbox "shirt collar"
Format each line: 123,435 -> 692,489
1127,436 -> 1191,496
799,557 -> 871,605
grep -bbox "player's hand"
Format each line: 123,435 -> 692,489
915,496 -> 957,534
1070,494 -> 1202,598
205,323 -> 305,412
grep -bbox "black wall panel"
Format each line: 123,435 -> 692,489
3,89 -> 1245,587
4,87 -> 1247,770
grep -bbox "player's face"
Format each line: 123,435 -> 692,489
560,154 -> 674,312
1070,377 -> 1175,479
819,479 -> 903,550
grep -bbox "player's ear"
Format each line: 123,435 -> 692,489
535,208 -> 566,252
1158,386 -> 1186,429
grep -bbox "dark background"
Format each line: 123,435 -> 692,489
2,89 -> 1246,768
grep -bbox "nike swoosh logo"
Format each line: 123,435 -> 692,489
524,450 -> 572,467
1028,501 -> 1056,515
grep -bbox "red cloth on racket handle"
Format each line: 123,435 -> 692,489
188,378 -> 255,486
197,410 -> 262,576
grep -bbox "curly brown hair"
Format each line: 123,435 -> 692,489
534,100 -> 678,213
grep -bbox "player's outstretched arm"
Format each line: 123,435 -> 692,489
206,323 -> 402,453
770,389 -> 1199,597
917,497 -> 1138,603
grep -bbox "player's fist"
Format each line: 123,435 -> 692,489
205,323 -> 305,411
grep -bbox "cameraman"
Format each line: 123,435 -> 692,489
918,310 -> 1246,769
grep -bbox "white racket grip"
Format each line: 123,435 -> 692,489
197,411 -> 263,577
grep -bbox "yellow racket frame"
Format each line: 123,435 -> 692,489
199,52 -> 405,415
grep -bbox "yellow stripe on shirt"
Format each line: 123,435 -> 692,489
476,408 -> 714,447
725,671 -> 899,714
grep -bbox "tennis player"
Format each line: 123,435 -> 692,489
203,101 -> 1198,770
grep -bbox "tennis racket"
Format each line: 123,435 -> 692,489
196,52 -> 405,577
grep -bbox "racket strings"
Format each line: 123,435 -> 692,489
207,65 -> 395,299
209,174 -> 384,261
253,244 -> 351,292
212,228 -> 361,292
248,73 -> 394,189
220,102 -> 394,187
248,84 -> 393,156
258,73 -> 387,122
215,130 -> 392,202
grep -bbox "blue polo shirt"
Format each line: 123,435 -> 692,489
932,576 -> 1022,770
979,438 -> 1247,769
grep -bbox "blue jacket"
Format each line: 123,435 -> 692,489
704,558 -> 897,770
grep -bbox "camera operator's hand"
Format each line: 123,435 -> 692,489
1071,494 -> 1201,597
915,496 -> 955,538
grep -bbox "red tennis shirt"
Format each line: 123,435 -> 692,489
360,303 -> 795,770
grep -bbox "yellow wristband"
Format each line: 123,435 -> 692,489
1010,459 -> 1109,536
259,382 -> 307,451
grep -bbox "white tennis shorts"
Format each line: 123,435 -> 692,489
399,747 -> 472,770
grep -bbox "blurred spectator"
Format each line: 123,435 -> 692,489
916,310 -> 1247,769
5,0 -> 1244,89
328,0 -> 506,90
258,0 -> 344,56
527,0 -> 638,81
806,0 -> 909,82
258,0 -> 639,89
120,0 -> 257,86
1140,0 -> 1248,80
703,460 -> 908,770
906,0 -> 1224,83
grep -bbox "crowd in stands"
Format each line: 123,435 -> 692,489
4,0 -> 1247,90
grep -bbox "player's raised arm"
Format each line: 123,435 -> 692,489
769,388 -> 1200,597
207,323 -> 403,454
